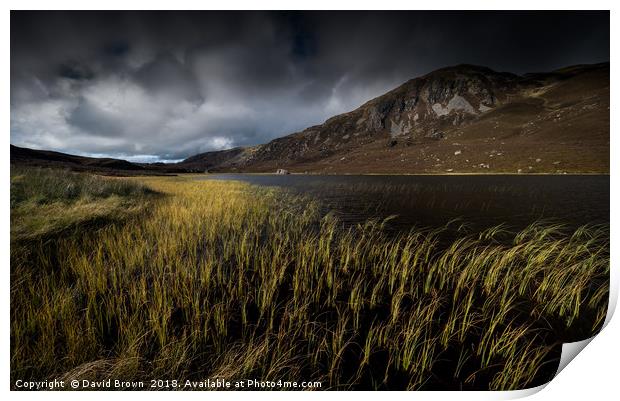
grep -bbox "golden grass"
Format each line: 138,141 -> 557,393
10,171 -> 609,390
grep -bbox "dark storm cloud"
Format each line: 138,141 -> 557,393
10,11 -> 609,161
58,61 -> 95,81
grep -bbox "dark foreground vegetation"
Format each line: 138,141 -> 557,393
10,167 -> 609,390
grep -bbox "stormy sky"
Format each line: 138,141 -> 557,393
10,11 -> 609,162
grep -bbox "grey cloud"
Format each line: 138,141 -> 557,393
134,53 -> 203,103
10,11 -> 610,161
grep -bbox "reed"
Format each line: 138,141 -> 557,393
10,168 -> 609,390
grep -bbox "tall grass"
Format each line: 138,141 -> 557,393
10,166 -> 155,241
10,171 -> 609,390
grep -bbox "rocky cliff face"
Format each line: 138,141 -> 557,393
353,65 -> 517,138
182,62 -> 610,174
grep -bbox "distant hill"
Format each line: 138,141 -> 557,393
12,62 -> 609,175
10,145 -> 194,175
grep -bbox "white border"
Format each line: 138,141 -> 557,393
3,2 -> 617,400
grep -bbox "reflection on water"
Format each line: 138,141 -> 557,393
200,174 -> 609,232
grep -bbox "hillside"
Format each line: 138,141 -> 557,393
180,62 -> 609,174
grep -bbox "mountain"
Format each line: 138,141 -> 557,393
180,62 -> 609,174
12,62 -> 609,175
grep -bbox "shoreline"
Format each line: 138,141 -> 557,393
200,172 -> 610,177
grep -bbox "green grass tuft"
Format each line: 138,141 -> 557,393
10,166 -> 157,241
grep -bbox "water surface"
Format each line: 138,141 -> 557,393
201,174 -> 609,232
